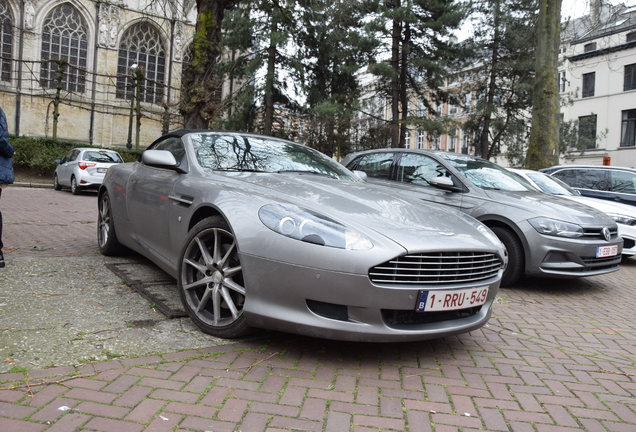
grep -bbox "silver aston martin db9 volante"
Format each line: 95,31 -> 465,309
98,130 -> 506,342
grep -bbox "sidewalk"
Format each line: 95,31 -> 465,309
1,187 -> 636,431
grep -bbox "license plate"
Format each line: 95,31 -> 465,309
596,245 -> 618,258
97,168 -> 108,173
416,286 -> 489,313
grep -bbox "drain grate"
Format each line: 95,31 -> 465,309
105,261 -> 188,319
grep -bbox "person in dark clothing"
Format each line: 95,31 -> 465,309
0,107 -> 14,267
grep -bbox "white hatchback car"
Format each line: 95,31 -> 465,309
510,169 -> 636,259
54,148 -> 124,195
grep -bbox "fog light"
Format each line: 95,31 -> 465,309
543,252 -> 571,263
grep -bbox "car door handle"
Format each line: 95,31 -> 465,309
169,195 -> 193,206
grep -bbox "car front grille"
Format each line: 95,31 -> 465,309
369,252 -> 502,286
582,227 -> 619,240
382,306 -> 482,326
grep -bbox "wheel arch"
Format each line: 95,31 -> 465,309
478,216 -> 529,264
187,205 -> 226,232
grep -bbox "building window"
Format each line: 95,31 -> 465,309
627,32 -> 636,43
449,129 -> 458,152
584,42 -> 597,52
582,72 -> 595,98
0,0 -> 12,82
116,23 -> 166,104
462,129 -> 470,154
463,92 -> 472,112
298,120 -> 304,136
578,115 -> 597,149
625,64 -> 636,91
621,109 -> 636,147
405,130 -> 411,148
417,97 -> 426,117
558,71 -> 566,93
40,4 -> 88,93
416,129 -> 425,149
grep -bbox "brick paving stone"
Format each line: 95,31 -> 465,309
0,400 -> 38,418
29,398 -> 79,422
74,400 -> 130,418
83,416 -> 144,432
124,399 -> 166,422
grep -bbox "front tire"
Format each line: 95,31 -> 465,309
97,192 -> 126,256
53,174 -> 62,191
71,176 -> 81,195
178,217 -> 252,338
491,226 -> 524,287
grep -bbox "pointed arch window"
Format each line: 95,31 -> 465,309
40,3 -> 88,93
0,0 -> 13,82
116,23 -> 165,104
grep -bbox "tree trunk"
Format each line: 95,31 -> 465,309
264,11 -> 278,136
390,0 -> 401,148
526,0 -> 562,169
479,0 -> 500,159
399,21 -> 410,149
181,0 -> 238,129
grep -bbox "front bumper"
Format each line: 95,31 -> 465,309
618,224 -> 636,257
239,253 -> 502,342
521,223 -> 623,278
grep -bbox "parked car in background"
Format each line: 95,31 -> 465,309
54,148 -> 124,195
98,130 -> 507,342
509,169 -> 636,259
342,149 -> 623,286
540,165 -> 636,207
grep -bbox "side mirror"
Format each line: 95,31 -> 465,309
430,176 -> 462,192
353,170 -> 368,182
55,159 -> 62,164
142,150 -> 185,173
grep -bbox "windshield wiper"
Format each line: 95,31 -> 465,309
277,170 -> 337,179
215,168 -> 268,173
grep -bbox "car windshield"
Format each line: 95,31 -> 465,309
525,172 -> 577,196
441,154 -> 537,191
189,133 -> 358,181
84,151 -> 123,163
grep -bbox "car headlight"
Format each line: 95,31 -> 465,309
259,203 -> 373,250
607,213 -> 636,226
529,217 -> 584,238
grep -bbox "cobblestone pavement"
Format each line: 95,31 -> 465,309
1,186 -> 636,431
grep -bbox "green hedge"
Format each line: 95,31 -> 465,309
9,136 -> 142,173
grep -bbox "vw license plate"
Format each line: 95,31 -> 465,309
596,245 -> 618,258
416,286 -> 489,313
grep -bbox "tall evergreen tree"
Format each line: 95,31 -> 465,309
462,0 -> 537,162
366,0 -> 466,148
296,0 -> 376,157
215,0 -> 299,137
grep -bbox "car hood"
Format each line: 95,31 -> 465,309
217,172 -> 499,253
563,195 -> 636,216
482,189 -> 616,226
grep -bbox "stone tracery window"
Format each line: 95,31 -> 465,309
116,23 -> 165,104
40,3 -> 88,93
0,0 -> 12,82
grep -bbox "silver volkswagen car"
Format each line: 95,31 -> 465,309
342,149 -> 623,286
98,131 -> 506,342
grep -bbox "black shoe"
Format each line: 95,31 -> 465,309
0,252 -> 4,268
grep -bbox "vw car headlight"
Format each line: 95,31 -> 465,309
529,217 -> 584,238
607,213 -> 636,226
259,203 -> 373,250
